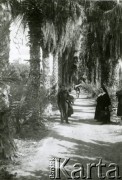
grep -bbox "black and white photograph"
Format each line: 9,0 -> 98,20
0,0 -> 122,179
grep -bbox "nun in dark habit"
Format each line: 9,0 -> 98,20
94,85 -> 111,124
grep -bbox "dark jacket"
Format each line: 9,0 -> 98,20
57,89 -> 73,116
57,89 -> 69,105
95,92 -> 111,122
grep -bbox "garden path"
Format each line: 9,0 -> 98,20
8,90 -> 122,180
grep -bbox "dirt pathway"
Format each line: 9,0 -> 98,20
8,90 -> 122,180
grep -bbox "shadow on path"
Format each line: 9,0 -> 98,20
8,91 -> 122,180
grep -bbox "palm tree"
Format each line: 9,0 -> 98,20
42,1 -> 83,90
0,0 -> 20,159
103,1 -> 122,84
0,0 -> 82,158
0,4 -> 10,78
80,1 -> 119,85
59,19 -> 82,86
18,0 -> 82,124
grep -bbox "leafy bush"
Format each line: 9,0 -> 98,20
9,63 -> 29,101
0,168 -> 17,180
39,86 -> 49,114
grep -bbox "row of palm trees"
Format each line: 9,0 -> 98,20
1,0 -> 83,121
0,0 -> 122,159
0,0 -> 83,159
79,1 -> 122,86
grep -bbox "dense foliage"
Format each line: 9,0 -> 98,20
78,1 -> 122,86
0,0 -> 122,160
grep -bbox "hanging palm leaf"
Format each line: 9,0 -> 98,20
103,2 -> 122,61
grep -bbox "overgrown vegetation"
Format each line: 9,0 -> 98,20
78,1 -> 122,87
0,0 -> 122,163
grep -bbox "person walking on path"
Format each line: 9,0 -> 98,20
57,85 -> 73,123
74,86 -> 80,98
94,88 -> 103,122
94,85 -> 111,124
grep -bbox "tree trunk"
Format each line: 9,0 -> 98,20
0,3 -> 16,159
52,53 -> 58,92
119,61 -> 122,88
25,24 -> 41,124
0,4 -> 11,78
42,52 -> 51,90
58,56 -> 63,86
95,58 -> 100,88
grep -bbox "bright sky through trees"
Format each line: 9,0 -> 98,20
9,21 -> 30,64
